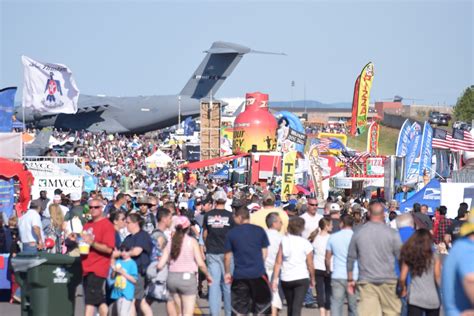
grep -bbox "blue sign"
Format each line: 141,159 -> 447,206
399,179 -> 441,215
84,175 -> 98,193
0,179 -> 14,219
396,119 -> 412,157
100,187 -> 115,201
418,122 -> 433,176
211,166 -> 230,180
405,122 -> 422,181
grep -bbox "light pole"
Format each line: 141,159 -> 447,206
178,95 -> 181,127
291,80 -> 295,108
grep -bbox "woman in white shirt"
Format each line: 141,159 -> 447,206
272,217 -> 315,316
309,217 -> 333,316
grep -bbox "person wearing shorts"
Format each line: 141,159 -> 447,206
157,216 -> 212,316
224,207 -> 272,315
81,199 -> 116,316
121,213 -> 154,316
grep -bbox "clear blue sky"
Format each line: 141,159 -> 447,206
1,0 -> 472,105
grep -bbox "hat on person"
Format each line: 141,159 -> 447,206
283,203 -> 296,212
194,188 -> 205,198
330,203 -> 341,213
460,211 -> 474,237
262,191 -> 276,204
178,201 -> 188,210
212,190 -> 227,202
231,198 -> 246,209
137,196 -> 149,205
175,216 -> 191,229
70,192 -> 81,201
247,203 -> 261,212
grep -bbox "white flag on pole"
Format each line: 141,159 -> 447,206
22,55 -> 80,114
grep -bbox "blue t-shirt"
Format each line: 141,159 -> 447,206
327,229 -> 358,280
122,230 -> 153,275
395,227 -> 415,284
110,259 -> 138,301
224,223 -> 269,280
442,237 -> 474,315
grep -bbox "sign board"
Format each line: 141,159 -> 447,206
286,128 -> 306,146
366,157 -> 385,176
0,133 -> 22,160
441,183 -> 474,219
31,175 -> 83,199
335,178 -> 352,189
282,151 -> 296,196
100,187 -> 114,201
24,161 -> 59,174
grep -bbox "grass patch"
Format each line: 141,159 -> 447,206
346,125 -> 399,155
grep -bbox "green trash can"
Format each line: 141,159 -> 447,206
12,253 -> 82,316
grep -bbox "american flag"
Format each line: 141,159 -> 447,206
312,138 -> 332,152
451,128 -> 474,151
433,128 -> 474,151
432,128 -> 451,149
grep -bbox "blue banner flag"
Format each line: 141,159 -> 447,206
418,122 -> 433,176
0,179 -> 15,219
0,87 -> 17,132
404,122 -> 422,181
183,117 -> 196,136
396,119 -> 412,157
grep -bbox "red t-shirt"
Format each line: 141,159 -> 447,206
81,217 -> 116,278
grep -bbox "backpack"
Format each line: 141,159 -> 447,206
146,229 -> 169,301
146,261 -> 169,301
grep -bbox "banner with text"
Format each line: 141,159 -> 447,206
31,175 -> 83,200
282,151 -> 297,196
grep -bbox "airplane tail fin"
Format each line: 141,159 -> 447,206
180,41 -> 285,99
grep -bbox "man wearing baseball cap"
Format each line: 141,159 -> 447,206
329,203 -> 342,233
202,190 -> 235,316
442,209 -> 474,315
250,191 -> 289,234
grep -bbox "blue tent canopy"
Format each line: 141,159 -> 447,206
211,165 -> 230,180
399,179 -> 440,215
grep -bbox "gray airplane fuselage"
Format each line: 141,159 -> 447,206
21,94 -> 200,134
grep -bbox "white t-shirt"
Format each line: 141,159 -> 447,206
300,212 -> 323,240
265,229 -> 282,271
19,209 -> 43,243
312,234 -> 330,271
280,235 -> 313,282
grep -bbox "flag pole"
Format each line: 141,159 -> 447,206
21,105 -> 26,159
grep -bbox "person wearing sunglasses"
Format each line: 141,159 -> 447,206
81,199 -> 116,316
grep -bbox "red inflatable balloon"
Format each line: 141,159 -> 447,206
45,237 -> 55,249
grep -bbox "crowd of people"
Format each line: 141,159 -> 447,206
1,181 -> 473,316
0,129 -> 471,316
